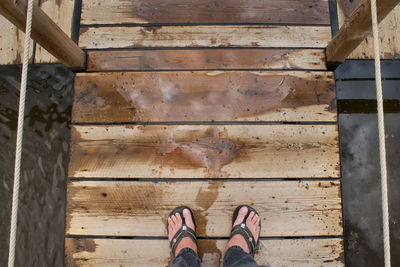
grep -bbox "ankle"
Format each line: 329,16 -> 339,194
227,235 -> 250,254
175,237 -> 197,256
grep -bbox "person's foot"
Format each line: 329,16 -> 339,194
227,206 -> 260,254
168,209 -> 197,257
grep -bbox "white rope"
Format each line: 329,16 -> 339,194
370,1 -> 391,266
8,0 -> 34,266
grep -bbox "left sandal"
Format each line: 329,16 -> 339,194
229,205 -> 261,256
167,206 -> 197,257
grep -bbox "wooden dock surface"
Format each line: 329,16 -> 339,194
1,0 -> 399,64
63,0 -> 343,266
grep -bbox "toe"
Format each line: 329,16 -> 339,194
168,218 -> 176,241
168,222 -> 173,233
176,213 -> 182,226
233,206 -> 248,227
246,211 -> 255,225
171,214 -> 177,224
251,214 -> 258,224
183,209 -> 195,230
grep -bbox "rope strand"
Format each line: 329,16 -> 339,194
371,0 -> 391,266
8,0 -> 34,266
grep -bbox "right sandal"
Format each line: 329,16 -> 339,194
229,205 -> 261,256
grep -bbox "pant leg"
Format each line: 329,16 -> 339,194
170,248 -> 201,267
223,246 -> 260,267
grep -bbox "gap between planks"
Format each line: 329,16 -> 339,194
66,180 -> 342,237
65,238 -> 344,267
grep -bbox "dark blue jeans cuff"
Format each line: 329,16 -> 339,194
223,246 -> 259,267
170,248 -> 201,267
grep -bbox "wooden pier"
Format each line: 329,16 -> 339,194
1,0 -> 396,266
2,0 -> 400,266
63,1 -> 344,266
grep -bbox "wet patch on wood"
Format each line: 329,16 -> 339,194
73,71 -> 336,123
65,238 -> 97,267
198,240 -> 223,266
66,180 -> 342,237
68,125 -> 340,178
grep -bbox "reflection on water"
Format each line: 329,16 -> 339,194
0,65 -> 73,267
339,113 -> 400,267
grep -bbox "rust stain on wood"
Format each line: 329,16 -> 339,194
73,71 -> 336,123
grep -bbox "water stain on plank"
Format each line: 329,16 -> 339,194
73,71 -> 336,122
65,238 -> 97,267
198,240 -> 223,267
196,182 -> 221,210
195,182 -> 221,235
69,126 -> 244,177
159,136 -> 240,175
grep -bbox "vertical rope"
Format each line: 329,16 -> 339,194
370,0 -> 391,266
8,0 -> 34,266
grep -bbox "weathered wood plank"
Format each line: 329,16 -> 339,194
34,0 -> 75,63
0,7 -> 33,65
65,238 -> 344,267
79,25 -> 331,49
327,0 -> 400,62
0,0 -> 85,68
0,0 -> 75,65
66,180 -> 342,236
69,125 -> 340,178
337,1 -> 400,59
80,0 -> 330,25
86,49 -> 327,71
73,71 -> 336,123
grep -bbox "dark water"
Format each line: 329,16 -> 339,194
0,65 -> 73,267
340,114 -> 400,266
0,61 -> 399,267
336,61 -> 400,267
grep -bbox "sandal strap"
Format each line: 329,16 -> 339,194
170,225 -> 197,256
230,223 -> 257,255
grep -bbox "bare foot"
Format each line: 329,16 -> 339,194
227,206 -> 261,254
168,209 -> 197,257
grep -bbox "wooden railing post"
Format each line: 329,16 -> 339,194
0,0 -> 85,69
326,0 -> 400,64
